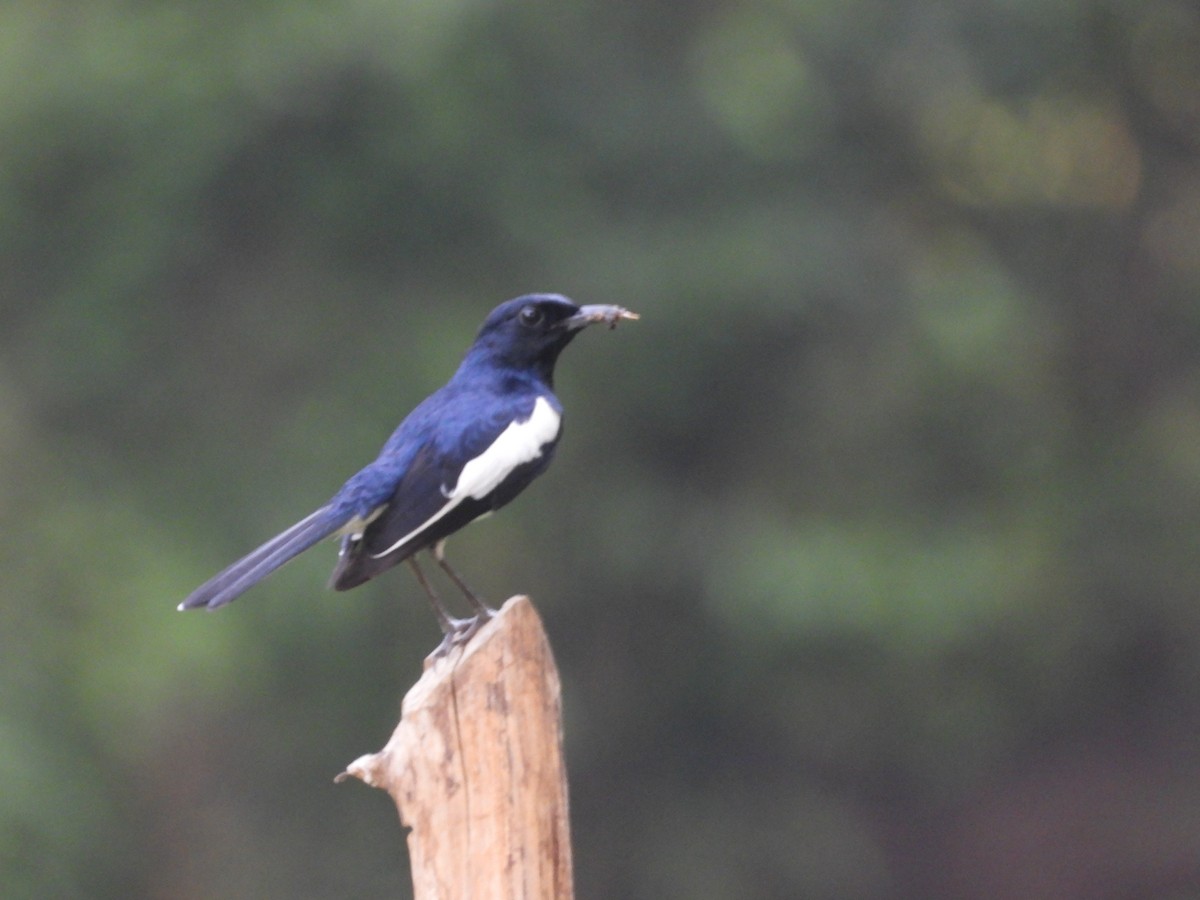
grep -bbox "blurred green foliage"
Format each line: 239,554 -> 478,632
4,0 -> 1200,897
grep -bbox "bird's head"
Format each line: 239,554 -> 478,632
465,293 -> 638,382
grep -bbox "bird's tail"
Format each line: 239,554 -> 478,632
178,506 -> 348,611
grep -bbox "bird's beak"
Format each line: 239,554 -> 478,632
563,304 -> 640,331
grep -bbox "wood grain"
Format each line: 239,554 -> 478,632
339,596 -> 574,899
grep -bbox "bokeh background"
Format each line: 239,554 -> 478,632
4,1 -> 1200,897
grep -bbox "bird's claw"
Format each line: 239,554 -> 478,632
426,609 -> 496,660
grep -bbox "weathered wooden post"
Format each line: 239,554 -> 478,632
338,596 -> 574,899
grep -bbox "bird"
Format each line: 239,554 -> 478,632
179,293 -> 638,654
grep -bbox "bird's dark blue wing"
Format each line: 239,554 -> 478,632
179,505 -> 352,610
329,390 -> 561,589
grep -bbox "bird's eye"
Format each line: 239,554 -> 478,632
518,305 -> 544,327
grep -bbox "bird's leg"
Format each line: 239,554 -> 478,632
407,557 -> 473,657
433,541 -> 496,621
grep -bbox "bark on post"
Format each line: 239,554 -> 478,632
338,595 -> 574,899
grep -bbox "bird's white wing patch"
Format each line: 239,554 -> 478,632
370,396 -> 561,559
450,395 -> 561,500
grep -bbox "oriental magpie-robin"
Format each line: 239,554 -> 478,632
179,294 -> 637,652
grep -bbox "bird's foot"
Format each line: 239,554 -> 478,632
426,610 -> 494,660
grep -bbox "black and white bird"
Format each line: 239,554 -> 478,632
179,293 -> 638,653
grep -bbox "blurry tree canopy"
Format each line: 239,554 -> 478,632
3,1 -> 1200,897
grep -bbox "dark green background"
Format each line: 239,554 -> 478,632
4,1 -> 1200,897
